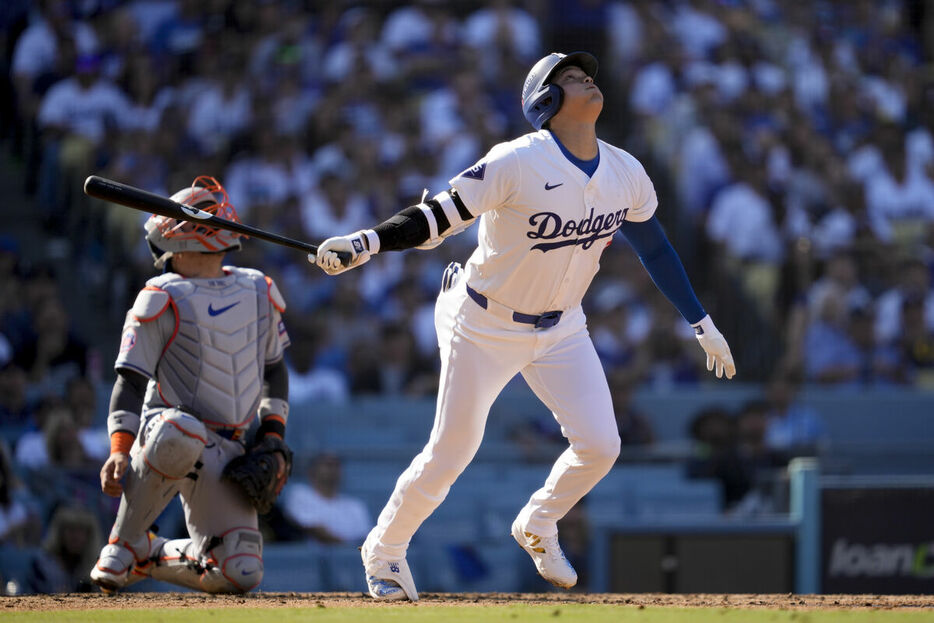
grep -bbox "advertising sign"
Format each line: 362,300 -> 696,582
822,487 -> 934,594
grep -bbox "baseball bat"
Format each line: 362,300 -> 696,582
83,175 -> 350,263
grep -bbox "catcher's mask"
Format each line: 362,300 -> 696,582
521,51 -> 598,131
145,176 -> 242,269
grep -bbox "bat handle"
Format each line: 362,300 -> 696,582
309,249 -> 354,267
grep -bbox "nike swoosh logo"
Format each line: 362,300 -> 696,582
544,182 -> 564,190
208,301 -> 240,316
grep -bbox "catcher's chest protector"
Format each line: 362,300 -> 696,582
154,269 -> 272,429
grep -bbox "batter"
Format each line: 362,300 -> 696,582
312,52 -> 736,600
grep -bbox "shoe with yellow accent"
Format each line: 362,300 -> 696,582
511,520 -> 577,588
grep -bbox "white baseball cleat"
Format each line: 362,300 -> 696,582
91,532 -> 165,593
511,520 -> 578,589
360,536 -> 419,601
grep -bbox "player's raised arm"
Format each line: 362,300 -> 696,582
309,188 -> 477,275
617,216 -> 736,379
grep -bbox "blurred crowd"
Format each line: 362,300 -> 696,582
1,0 -> 934,593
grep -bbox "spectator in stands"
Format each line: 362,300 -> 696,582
685,406 -> 748,511
14,397 -> 64,471
11,0 -> 99,132
300,170 -> 374,242
763,373 -> 826,457
462,0 -> 541,68
0,364 -> 34,427
0,442 -> 40,546
186,55 -> 253,157
802,289 -> 859,384
281,453 -> 372,544
379,1 -> 457,90
14,397 -> 94,473
323,7 -> 398,86
26,505 -> 101,593
44,410 -> 93,471
847,303 -> 906,386
805,295 -> 902,386
283,319 -> 349,404
641,305 -> 703,389
875,256 -> 934,346
348,322 -> 436,397
728,400 -> 787,516
248,8 -> 322,93
65,376 -> 109,462
15,297 -> 87,393
148,0 -> 205,73
896,294 -> 934,387
608,371 -> 654,448
0,238 -> 29,356
35,52 -> 131,231
864,123 -> 934,248
588,279 -> 652,372
706,154 -> 784,319
805,251 -> 871,324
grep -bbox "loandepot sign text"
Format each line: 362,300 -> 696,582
829,538 -> 934,578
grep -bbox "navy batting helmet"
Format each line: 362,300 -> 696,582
521,51 -> 598,130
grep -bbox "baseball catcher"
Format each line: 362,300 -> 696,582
90,176 -> 293,594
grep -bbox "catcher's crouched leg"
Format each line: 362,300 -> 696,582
142,408 -> 208,479
93,409 -> 207,592
150,528 -> 264,593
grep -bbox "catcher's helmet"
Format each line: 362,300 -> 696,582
521,51 -> 598,130
145,176 -> 242,269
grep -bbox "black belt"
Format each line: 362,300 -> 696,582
465,284 -> 563,329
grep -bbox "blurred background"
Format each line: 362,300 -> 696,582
1,0 -> 934,597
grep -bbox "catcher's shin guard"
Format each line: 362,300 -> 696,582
149,527 -> 264,593
91,531 -> 165,593
108,410 -> 206,544
361,534 -> 418,601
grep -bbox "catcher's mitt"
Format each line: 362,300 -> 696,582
222,437 -> 293,514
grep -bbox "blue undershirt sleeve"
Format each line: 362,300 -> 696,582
617,216 -> 706,325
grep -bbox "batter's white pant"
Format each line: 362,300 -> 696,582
366,275 -> 620,560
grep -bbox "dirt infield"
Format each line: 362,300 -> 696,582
5,592 -> 934,612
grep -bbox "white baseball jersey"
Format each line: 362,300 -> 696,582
450,129 -> 658,314
116,266 -> 290,430
365,130 -> 658,565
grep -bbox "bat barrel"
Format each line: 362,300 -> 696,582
83,175 -> 327,257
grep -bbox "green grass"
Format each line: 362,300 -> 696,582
3,606 -> 933,623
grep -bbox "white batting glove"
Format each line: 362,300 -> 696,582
691,315 -> 736,380
310,230 -> 376,276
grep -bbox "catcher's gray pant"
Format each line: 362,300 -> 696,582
365,274 -> 620,561
106,408 -> 263,592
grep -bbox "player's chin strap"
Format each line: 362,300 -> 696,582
153,250 -> 173,269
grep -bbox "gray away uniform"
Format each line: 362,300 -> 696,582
104,266 -> 289,592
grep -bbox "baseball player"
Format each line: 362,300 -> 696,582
90,176 -> 293,594
312,52 -> 736,600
